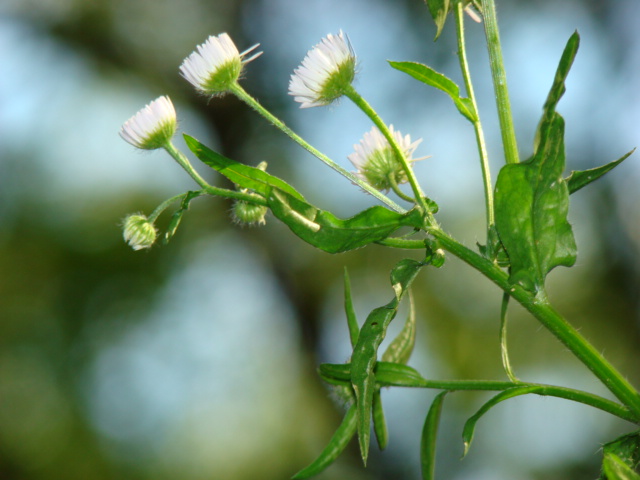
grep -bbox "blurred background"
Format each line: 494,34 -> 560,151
1,0 -> 640,478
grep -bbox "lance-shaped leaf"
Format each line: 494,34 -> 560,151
318,361 -> 430,389
163,190 -> 203,244
372,389 -> 388,450
291,404 -> 358,479
350,259 -> 425,463
425,0 -> 450,40
421,392 -> 447,480
184,134 -> 304,200
344,267 -> 359,347
267,188 -> 424,254
567,149 -> 634,195
382,290 -> 416,365
389,61 -> 477,122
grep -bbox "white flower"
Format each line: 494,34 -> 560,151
288,30 -> 357,108
348,125 -> 423,191
179,33 -> 262,95
119,96 -> 177,150
122,214 -> 157,250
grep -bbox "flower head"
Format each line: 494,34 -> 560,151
348,125 -> 423,191
288,30 -> 357,108
179,33 -> 262,95
119,96 -> 177,150
122,214 -> 158,250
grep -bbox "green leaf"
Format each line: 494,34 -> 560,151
163,191 -> 202,244
602,453 -> 640,480
601,431 -> 640,480
184,134 -> 305,200
375,362 -> 428,387
267,188 -> 424,254
372,389 -> 389,450
350,259 -> 425,463
388,61 -> 477,122
494,113 -> 576,292
425,0 -> 450,40
567,149 -> 634,195
382,291 -> 416,364
421,392 -> 447,480
538,32 -> 579,133
318,363 -> 351,386
462,386 -> 542,457
344,268 -> 359,348
291,404 -> 358,479
495,33 -> 581,292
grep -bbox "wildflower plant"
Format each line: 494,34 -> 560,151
117,1 -> 640,478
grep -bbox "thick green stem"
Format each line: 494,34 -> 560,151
455,3 -> 495,230
430,228 -> 640,420
228,83 -> 405,213
481,0 -> 520,165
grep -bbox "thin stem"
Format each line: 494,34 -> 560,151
163,142 -> 268,205
430,227 -> 640,420
388,174 -> 417,204
480,0 -> 520,164
228,83 -> 405,213
455,3 -> 495,229
148,191 -> 203,223
343,85 -> 435,223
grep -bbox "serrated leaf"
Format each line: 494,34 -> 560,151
267,188 -> 424,254
350,259 -> 425,463
382,291 -> 416,364
291,404 -> 358,479
163,190 -> 203,244
184,134 -> 305,200
344,268 -> 359,348
388,61 -> 477,122
567,149 -> 634,194
494,113 -> 576,292
425,0 -> 450,40
462,386 -> 541,457
421,392 -> 447,480
372,389 -> 388,450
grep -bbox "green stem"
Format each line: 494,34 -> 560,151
499,291 -> 518,382
343,85 -> 435,224
228,83 -> 405,213
481,0 -> 520,165
455,3 -> 495,229
430,228 -> 640,420
388,174 -> 417,204
163,142 -> 268,205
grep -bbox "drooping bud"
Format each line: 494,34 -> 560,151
122,214 -> 157,250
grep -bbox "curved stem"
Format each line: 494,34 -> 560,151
388,174 -> 417,204
455,4 -> 495,230
430,227 -> 640,420
481,0 -> 520,165
228,83 -> 405,213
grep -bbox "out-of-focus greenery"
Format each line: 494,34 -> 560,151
1,0 -> 640,479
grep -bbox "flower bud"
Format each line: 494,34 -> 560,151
119,96 -> 177,150
122,214 -> 157,250
232,200 -> 268,226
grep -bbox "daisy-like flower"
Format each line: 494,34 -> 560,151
179,33 -> 262,95
288,30 -> 357,108
122,214 -> 158,251
348,125 -> 423,192
119,96 -> 177,150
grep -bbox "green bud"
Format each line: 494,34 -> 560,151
122,214 -> 157,250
